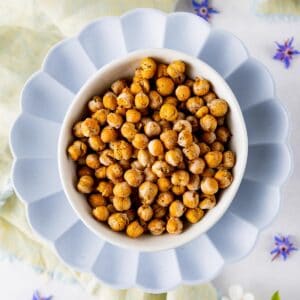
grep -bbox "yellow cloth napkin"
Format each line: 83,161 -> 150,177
0,0 -> 218,298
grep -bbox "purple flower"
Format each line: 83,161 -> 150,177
32,291 -> 52,300
271,235 -> 297,261
192,0 -> 219,21
273,37 -> 300,68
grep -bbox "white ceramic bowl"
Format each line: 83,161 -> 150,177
58,48 -> 248,252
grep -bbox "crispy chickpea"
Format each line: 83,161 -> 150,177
100,126 -> 118,143
202,168 -> 216,178
222,151 -> 235,169
148,219 -> 166,235
97,181 -> 113,197
73,122 -> 84,138
185,208 -> 204,224
202,131 -> 216,144
175,85 -> 191,101
68,140 -> 87,161
137,149 -> 154,168
139,181 -> 158,205
108,213 -> 129,231
157,63 -> 168,78
135,92 -> 149,109
140,57 -> 157,79
95,166 -> 106,179
204,91 -> 217,103
151,161 -> 173,178
187,174 -> 201,191
199,194 -> 216,209
149,90 -> 163,109
200,177 -> 219,195
159,103 -> 178,121
164,96 -> 178,106
152,204 -> 166,219
208,99 -> 228,117
166,217 -> 183,234
156,77 -> 175,96
138,205 -> 153,222
157,192 -> 174,207
113,182 -> 132,198
99,149 -> 114,166
125,109 -> 141,123
131,160 -> 144,171
195,106 -> 209,118
92,206 -> 109,222
92,109 -> 109,125
106,113 -> 123,129
111,140 -> 133,160
172,185 -> 186,196
173,120 -> 192,132
124,169 -> 144,187
103,91 -> 117,110
132,133 -> 149,150
86,154 -> 100,169
215,169 -> 233,189
145,166 -> 158,182
169,200 -> 185,217
171,170 -> 190,186
126,220 -> 144,238
183,143 -> 200,160
77,175 -> 94,194
216,126 -> 231,143
186,96 -> 204,114
167,60 -> 186,79
88,96 -> 103,112
112,196 -> 131,211
188,158 -> 206,175
157,177 -> 172,192
111,79 -> 127,95
165,148 -> 183,167
106,163 -> 123,180
211,141 -> 224,152
144,121 -> 161,137
78,166 -> 93,177
148,139 -> 164,157
88,136 -> 105,152
121,122 -> 137,141
160,130 -> 178,150
193,77 -> 210,96
88,193 -> 107,208
198,142 -> 210,156
178,129 -> 193,147
200,114 -> 217,132
204,151 -> 223,168
81,118 -> 100,137
117,88 -> 134,108
183,191 -> 199,208
130,81 -> 143,95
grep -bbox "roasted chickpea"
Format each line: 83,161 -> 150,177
88,193 -> 107,208
167,60 -> 186,79
135,92 -> 149,109
211,141 -> 224,152
198,142 -> 210,156
165,148 -> 183,167
222,151 -> 235,169
195,106 -> 209,118
199,194 -> 216,209
164,96 -> 178,106
169,200 -> 185,217
68,141 -> 87,161
208,99 -> 228,117
106,113 -> 123,129
185,208 -> 204,224
92,109 -> 109,125
86,154 -> 100,169
160,129 -> 178,150
92,206 -> 109,222
73,122 -> 84,138
78,166 -> 93,177
148,139 -> 164,157
215,169 -> 233,189
144,121 -> 161,137
137,149 -> 153,168
204,151 -> 223,168
112,196 -> 131,211
97,181 -> 113,197
106,163 -> 123,180
186,96 -> 204,114
139,181 -> 158,205
183,143 -> 200,160
81,118 -> 100,137
124,169 -> 144,187
157,177 -> 172,192
171,170 -> 190,186
152,203 -> 167,219
216,126 -> 231,143
202,131 -> 216,144
178,129 -> 193,147
108,213 -> 129,231
188,158 -> 206,175
102,92 -> 117,110
173,120 -> 192,132
125,109 -> 141,123
148,219 -> 166,235
117,88 -> 134,108
132,133 -> 149,150
111,79 -> 127,95
157,192 -> 174,207
149,90 -> 163,109
95,166 -> 106,179
172,185 -> 186,196
200,177 -> 219,195
77,175 -> 94,194
99,149 -> 114,166
88,96 -> 103,112
140,57 -> 157,79
100,126 -> 118,143
121,122 -> 137,141
156,77 -> 175,96
166,217 -> 183,234
151,161 -> 173,178
88,136 -> 105,152
204,91 -> 217,103
187,174 -> 201,191
113,182 -> 132,198
175,85 -> 191,101
159,103 -> 178,121
193,77 -> 210,96
200,114 -> 217,132
183,191 -> 199,208
130,81 -> 143,95
144,166 -> 158,182
111,140 -> 132,160
126,220 -> 144,238
131,160 -> 144,171
157,63 -> 168,78
202,168 -> 216,178
138,205 -> 153,222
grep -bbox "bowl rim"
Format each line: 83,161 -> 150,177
58,47 -> 248,252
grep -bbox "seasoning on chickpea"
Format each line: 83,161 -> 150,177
77,175 -> 94,194
100,126 -> 118,143
222,150 -> 235,169
138,205 -> 153,222
148,219 -> 166,235
124,169 -> 144,187
151,161 -> 173,178
97,181 -> 113,197
92,109 -> 109,125
108,213 -> 129,231
193,77 -> 210,96
159,103 -> 178,121
107,112 -> 123,129
166,217 -> 183,234
156,77 -> 175,96
140,57 -> 157,79
68,140 -> 87,161
117,88 -> 134,108
88,96 -> 103,112
111,79 -> 127,95
160,129 -> 178,150
171,170 -> 190,186
103,92 -> 117,110
121,122 -> 137,141
183,143 -> 200,160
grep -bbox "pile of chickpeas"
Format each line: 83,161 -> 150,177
67,57 -> 235,238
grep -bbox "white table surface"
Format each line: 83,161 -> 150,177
1,1 -> 300,299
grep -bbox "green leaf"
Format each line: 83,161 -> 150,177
271,291 -> 281,300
